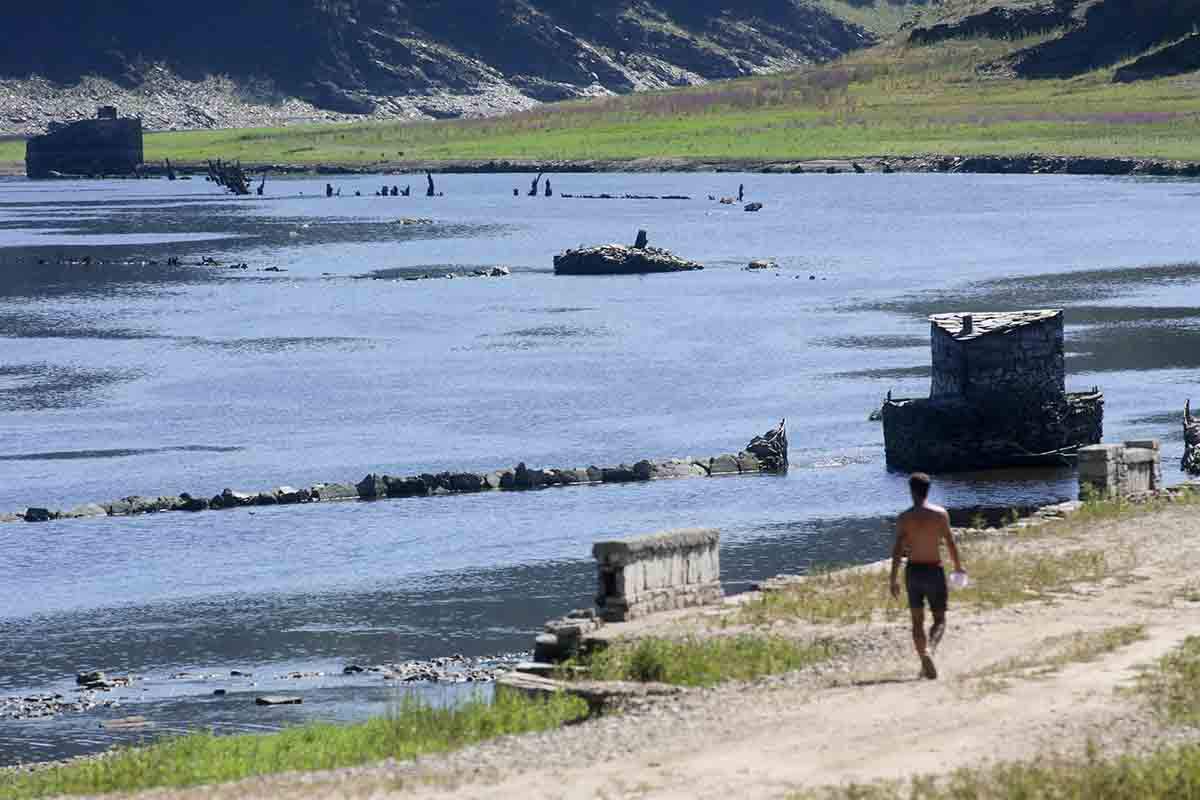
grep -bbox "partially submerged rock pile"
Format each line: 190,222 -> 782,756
343,654 -> 520,684
1,693 -> 120,721
553,230 -> 702,275
6,422 -> 788,524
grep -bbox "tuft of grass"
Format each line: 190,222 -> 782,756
1134,635 -> 1200,726
0,691 -> 587,800
584,635 -> 838,687
802,743 -> 1200,799
741,544 -> 1120,627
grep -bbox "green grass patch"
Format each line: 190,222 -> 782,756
802,743 -> 1200,799
583,635 -> 838,687
0,691 -> 587,800
741,544 -> 1120,627
1134,635 -> 1200,726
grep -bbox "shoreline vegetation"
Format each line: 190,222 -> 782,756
5,34 -> 1200,177
6,485 -> 1200,798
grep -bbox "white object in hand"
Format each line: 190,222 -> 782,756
949,570 -> 970,590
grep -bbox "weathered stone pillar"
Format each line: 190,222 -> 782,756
592,529 -> 722,622
1078,440 -> 1161,499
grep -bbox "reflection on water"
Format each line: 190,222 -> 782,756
3,171 -> 1200,763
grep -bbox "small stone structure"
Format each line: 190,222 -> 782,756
1078,440 -> 1163,499
593,528 -> 722,622
882,309 -> 1104,472
26,107 -> 143,179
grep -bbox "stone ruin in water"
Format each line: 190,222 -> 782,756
881,309 -> 1104,472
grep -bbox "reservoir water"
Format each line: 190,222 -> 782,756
2,171 -> 1199,764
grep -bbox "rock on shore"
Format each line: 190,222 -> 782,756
553,245 -> 703,276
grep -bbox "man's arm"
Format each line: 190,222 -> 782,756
889,518 -> 907,599
940,511 -> 964,573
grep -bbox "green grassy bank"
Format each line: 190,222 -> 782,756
0,692 -> 586,800
7,32 -> 1200,175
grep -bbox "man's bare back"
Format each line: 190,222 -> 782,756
896,502 -> 955,565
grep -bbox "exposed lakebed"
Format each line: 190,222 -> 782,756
2,171 -> 1200,764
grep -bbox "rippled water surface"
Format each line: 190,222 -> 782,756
3,172 -> 1200,764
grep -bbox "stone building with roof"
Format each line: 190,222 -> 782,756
881,309 -> 1103,472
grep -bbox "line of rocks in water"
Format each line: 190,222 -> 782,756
5,422 -> 787,524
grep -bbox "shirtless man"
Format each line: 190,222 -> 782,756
889,472 -> 965,680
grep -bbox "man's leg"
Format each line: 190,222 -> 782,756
911,607 -> 938,680
929,610 -> 946,655
910,608 -> 927,655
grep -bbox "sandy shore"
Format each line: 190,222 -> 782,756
104,495 -> 1200,800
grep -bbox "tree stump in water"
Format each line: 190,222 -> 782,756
1183,401 -> 1200,474
634,229 -> 649,249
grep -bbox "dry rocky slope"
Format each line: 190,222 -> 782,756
0,0 -> 894,136
911,0 -> 1200,82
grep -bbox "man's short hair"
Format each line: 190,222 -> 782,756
910,472 -> 931,500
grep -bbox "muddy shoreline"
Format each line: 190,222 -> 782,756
3,153 -> 1199,179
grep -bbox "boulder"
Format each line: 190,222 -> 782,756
356,474 -> 387,500
708,455 -> 740,475
557,468 -> 591,485
178,493 -> 209,512
255,492 -> 279,506
61,503 -> 107,520
602,465 -> 638,483
553,244 -> 703,275
423,473 -> 452,495
385,475 -> 427,498
272,486 -> 311,505
499,470 -> 517,490
747,259 -> 775,270
482,471 -> 505,490
255,695 -> 302,706
105,498 -> 134,516
23,507 -> 55,523
488,266 -> 512,277
309,483 -> 358,502
744,202 -> 764,212
632,460 -> 656,481
654,459 -> 708,479
212,489 -> 256,509
586,466 -> 604,483
449,473 -> 484,493
513,463 -> 545,489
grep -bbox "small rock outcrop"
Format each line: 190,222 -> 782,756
553,237 -> 703,275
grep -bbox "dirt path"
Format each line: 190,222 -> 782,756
124,502 -> 1200,800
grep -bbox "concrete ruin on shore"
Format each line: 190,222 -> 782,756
881,310 -> 1104,472
1078,439 -> 1163,499
7,421 -> 788,525
25,106 -> 143,179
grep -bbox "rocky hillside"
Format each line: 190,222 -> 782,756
0,0 -> 911,136
910,0 -> 1200,82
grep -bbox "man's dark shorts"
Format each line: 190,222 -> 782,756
905,563 -> 947,612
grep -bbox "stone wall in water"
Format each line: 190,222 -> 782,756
6,422 -> 789,524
